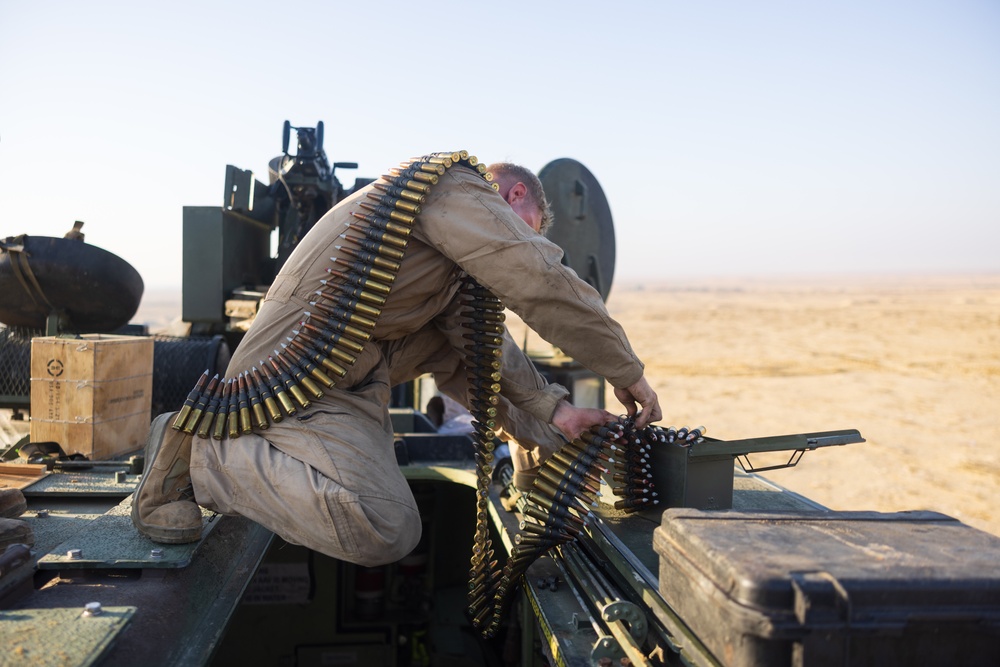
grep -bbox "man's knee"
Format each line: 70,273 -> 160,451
349,498 -> 423,566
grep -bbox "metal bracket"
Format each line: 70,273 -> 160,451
737,448 -> 806,473
601,600 -> 648,639
591,634 -> 624,665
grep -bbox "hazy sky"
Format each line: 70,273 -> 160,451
1,1 -> 997,289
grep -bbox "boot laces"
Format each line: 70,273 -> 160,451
176,483 -> 195,503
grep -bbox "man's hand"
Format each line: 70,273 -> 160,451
614,376 -> 662,428
551,400 -> 617,442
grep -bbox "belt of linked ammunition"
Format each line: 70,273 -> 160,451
458,278 -> 658,639
464,366 -> 705,640
170,151 -> 497,438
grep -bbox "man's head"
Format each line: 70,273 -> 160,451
486,163 -> 554,235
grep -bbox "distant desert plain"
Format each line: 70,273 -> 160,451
134,274 -> 1000,537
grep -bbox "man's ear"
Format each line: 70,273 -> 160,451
506,182 -> 528,206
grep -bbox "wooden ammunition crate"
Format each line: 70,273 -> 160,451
30,334 -> 153,460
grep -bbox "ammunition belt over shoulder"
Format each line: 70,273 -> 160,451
171,151 -> 497,438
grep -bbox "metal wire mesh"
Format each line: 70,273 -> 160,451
0,326 -> 230,416
0,325 -> 38,408
150,334 -> 230,417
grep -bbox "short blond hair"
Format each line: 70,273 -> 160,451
486,162 -> 554,235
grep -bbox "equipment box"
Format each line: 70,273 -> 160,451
653,509 -> 1000,667
30,334 -> 153,460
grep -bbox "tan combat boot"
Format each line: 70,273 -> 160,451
0,488 -> 27,518
0,489 -> 33,552
131,412 -> 203,544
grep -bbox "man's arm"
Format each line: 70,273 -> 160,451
415,168 -> 646,391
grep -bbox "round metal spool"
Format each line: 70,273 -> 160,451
538,159 -> 616,302
0,235 -> 144,332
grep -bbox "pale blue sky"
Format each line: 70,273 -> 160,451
1,1 -> 997,289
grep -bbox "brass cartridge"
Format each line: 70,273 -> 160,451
308,298 -> 378,329
565,440 -> 610,461
335,245 -> 401,273
411,161 -> 445,175
245,367 -> 269,430
183,373 -> 219,434
686,425 -> 707,441
269,356 -> 310,409
468,354 -> 502,371
473,424 -> 496,441
538,466 -> 600,496
349,211 -> 413,238
526,491 -> 584,523
467,321 -> 504,335
175,370 -> 209,430
345,221 -> 409,250
283,340 -> 339,386
332,256 -> 396,286
614,497 -> 656,511
462,297 -> 504,311
298,319 -> 367,353
212,380 -> 230,440
373,181 -> 426,204
434,151 -> 462,163
467,402 -> 498,419
226,379 -> 241,439
463,343 -> 502,358
340,233 -> 406,262
551,449 -> 607,475
359,201 -> 416,226
514,533 -> 561,549
196,378 -> 225,439
470,379 -> 502,394
290,335 -> 351,376
469,391 -> 500,406
424,156 -> 453,168
327,266 -> 393,295
314,290 -> 382,321
463,333 -> 503,346
366,189 -> 422,214
385,176 -> 431,194
316,280 -> 385,317
473,310 -> 505,323
470,368 -> 502,382
259,362 -> 296,416
275,351 -> 324,400
237,373 -> 253,434
546,456 -> 603,485
252,366 -> 283,423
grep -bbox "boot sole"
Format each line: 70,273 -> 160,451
131,413 -> 202,544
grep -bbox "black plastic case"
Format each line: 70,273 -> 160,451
653,509 -> 1000,666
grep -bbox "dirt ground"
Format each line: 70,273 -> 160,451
598,273 -> 1000,537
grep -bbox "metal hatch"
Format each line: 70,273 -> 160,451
538,159 -> 616,302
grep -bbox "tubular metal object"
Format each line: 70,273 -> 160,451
0,235 -> 144,332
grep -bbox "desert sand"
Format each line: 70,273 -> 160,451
600,273 -> 1000,537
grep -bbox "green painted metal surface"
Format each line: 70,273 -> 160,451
0,606 -> 135,667
37,496 -> 219,570
22,471 -> 138,497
